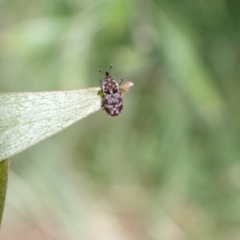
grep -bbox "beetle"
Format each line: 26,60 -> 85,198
98,65 -> 123,116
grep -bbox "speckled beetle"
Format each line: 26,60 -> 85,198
98,65 -> 123,116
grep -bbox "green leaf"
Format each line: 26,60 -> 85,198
0,159 -> 9,225
0,88 -> 101,161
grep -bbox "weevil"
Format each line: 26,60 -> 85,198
98,65 -> 123,116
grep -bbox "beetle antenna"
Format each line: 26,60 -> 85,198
109,64 -> 113,72
98,64 -> 113,76
105,64 -> 113,76
98,69 -> 105,75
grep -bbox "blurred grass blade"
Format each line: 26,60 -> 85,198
0,88 -> 101,161
160,14 -> 224,125
0,159 -> 9,225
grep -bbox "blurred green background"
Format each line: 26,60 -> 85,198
1,0 -> 240,239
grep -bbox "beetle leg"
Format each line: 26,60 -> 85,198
118,79 -> 123,85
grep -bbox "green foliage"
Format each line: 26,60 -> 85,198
1,0 -> 240,239
0,89 -> 101,160
0,159 -> 9,226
